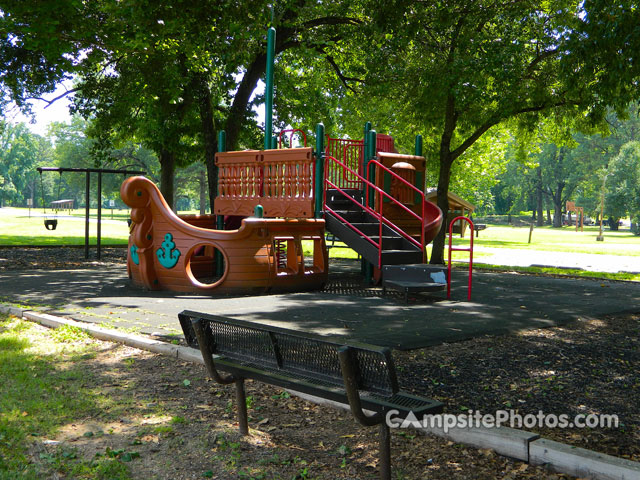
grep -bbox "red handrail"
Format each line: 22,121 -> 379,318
324,155 -> 429,267
278,129 -> 307,148
447,216 -> 474,301
368,159 -> 426,258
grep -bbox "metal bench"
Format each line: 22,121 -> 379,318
178,309 -> 443,480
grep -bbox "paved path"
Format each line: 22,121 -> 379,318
1,259 -> 638,350
470,247 -> 640,273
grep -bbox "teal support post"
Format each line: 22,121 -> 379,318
254,205 -> 264,218
362,122 -> 371,196
271,136 -> 278,149
264,27 -> 276,150
216,130 -> 227,230
361,122 -> 372,277
364,128 -> 377,285
367,130 -> 377,208
415,134 -> 423,157
415,134 -> 424,202
215,130 -> 226,277
314,123 -> 325,218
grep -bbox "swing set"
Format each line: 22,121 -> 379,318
38,170 -> 75,230
37,166 -> 145,258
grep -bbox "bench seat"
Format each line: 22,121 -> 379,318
179,309 -> 443,480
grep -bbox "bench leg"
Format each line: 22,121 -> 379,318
379,422 -> 391,480
235,379 -> 249,435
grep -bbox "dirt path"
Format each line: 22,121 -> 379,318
17,320 -> 575,480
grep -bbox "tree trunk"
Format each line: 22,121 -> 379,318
536,167 -> 544,227
429,156 -> 453,265
199,166 -> 207,215
193,75 -> 218,215
552,199 -> 563,227
159,150 -> 175,210
547,208 -> 552,224
550,181 -> 565,228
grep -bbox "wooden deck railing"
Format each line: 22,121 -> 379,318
215,148 -> 315,219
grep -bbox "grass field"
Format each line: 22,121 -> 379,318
0,208 -> 130,246
2,207 -> 639,260
453,224 -> 640,256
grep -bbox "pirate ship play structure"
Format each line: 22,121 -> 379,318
121,26 -> 444,295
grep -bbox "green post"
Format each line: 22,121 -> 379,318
367,130 -> 377,208
415,134 -> 424,202
254,205 -> 264,218
264,27 -> 276,150
414,134 -> 423,157
365,128 -> 377,285
216,130 -> 226,231
361,122 -> 372,278
271,136 -> 278,149
215,130 -> 226,277
362,122 -> 372,202
315,123 -> 325,218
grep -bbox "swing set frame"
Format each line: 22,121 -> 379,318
37,166 -> 145,259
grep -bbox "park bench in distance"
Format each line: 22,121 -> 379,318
474,224 -> 487,236
178,310 -> 443,480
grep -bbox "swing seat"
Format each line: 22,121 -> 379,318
44,219 -> 58,231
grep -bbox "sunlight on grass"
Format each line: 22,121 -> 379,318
451,224 -> 640,256
0,209 -> 130,246
0,314 -> 132,479
465,263 -> 640,282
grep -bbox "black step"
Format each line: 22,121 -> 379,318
330,210 -> 367,223
350,222 -> 382,236
325,213 -> 380,265
381,265 -> 447,302
363,236 -> 405,250
380,250 -> 424,265
325,189 -> 363,211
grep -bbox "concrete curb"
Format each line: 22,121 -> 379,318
530,438 -> 640,479
3,304 -> 639,480
417,423 -> 539,462
0,305 -> 203,365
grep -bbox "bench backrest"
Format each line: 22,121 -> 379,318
178,310 -> 399,397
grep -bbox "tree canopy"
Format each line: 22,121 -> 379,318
355,0 -> 640,261
3,0 -> 640,249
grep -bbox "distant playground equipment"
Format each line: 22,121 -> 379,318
37,166 -> 145,258
39,168 -> 63,231
426,189 -> 475,237
566,201 -> 584,232
121,23 -> 447,296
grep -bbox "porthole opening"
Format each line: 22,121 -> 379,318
186,243 -> 227,287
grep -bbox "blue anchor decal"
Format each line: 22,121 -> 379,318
130,245 -> 140,265
156,233 -> 181,269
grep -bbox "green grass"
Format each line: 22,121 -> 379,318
464,262 -> 640,282
0,314 -> 133,479
0,209 -> 130,246
451,224 -> 640,256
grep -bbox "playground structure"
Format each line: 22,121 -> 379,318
566,201 -> 584,232
121,127 -> 444,295
121,23 -> 445,296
